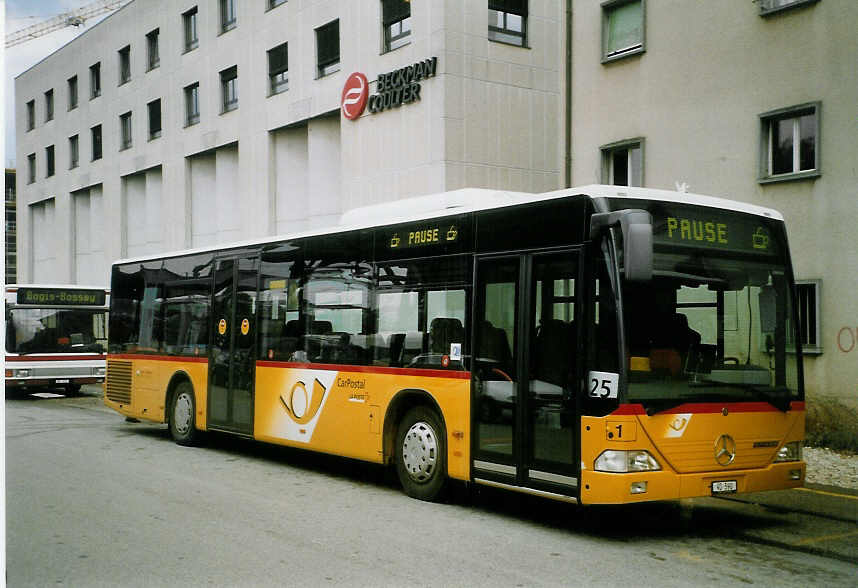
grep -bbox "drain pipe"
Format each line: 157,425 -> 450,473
564,0 -> 573,188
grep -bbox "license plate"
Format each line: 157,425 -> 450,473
55,379 -> 69,384
711,480 -> 737,494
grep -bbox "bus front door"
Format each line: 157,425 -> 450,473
472,251 -> 581,498
208,255 -> 259,435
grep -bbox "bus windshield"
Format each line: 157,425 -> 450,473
611,200 -> 802,412
6,308 -> 108,354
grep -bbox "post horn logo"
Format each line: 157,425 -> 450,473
714,434 -> 737,466
280,379 -> 328,425
341,72 -> 369,120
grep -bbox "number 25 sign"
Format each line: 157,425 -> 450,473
588,371 -> 619,399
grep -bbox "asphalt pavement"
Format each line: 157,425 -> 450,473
14,385 -> 858,565
700,483 -> 858,563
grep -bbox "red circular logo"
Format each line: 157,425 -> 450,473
341,72 -> 369,120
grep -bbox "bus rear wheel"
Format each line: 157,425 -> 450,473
396,406 -> 447,501
169,382 -> 198,446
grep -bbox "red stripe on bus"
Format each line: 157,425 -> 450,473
109,354 -> 209,364
255,360 -> 472,380
6,354 -> 106,362
611,401 -> 805,416
610,404 -> 647,415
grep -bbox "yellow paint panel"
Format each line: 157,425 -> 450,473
104,356 -> 208,429
580,407 -> 806,505
254,365 -> 472,481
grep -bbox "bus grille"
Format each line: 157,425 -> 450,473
106,360 -> 132,404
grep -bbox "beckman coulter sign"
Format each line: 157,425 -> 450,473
341,57 -> 438,120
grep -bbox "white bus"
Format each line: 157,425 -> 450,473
5,284 -> 109,395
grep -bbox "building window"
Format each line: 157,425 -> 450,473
382,0 -> 411,52
120,111 -> 133,150
44,89 -> 54,122
45,145 -> 55,178
488,0 -> 527,47
147,29 -> 160,70
601,138 -> 643,187
759,0 -> 820,16
267,42 -> 289,95
148,99 -> 162,139
269,0 -> 287,9
27,153 -> 36,184
220,66 -> 238,112
118,45 -> 131,85
69,135 -> 79,169
91,124 -> 102,161
26,100 -> 35,131
90,62 -> 101,98
602,0 -> 645,62
316,20 -> 340,77
68,76 -> 78,110
220,0 -> 237,32
185,82 -> 200,126
759,102 -> 820,183
184,7 -> 199,52
796,280 -> 821,352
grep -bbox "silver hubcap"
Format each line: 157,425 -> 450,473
173,392 -> 193,435
402,421 -> 438,483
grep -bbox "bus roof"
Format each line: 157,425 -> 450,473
111,185 -> 785,266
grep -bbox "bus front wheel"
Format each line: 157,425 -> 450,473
169,382 -> 198,446
396,406 -> 447,501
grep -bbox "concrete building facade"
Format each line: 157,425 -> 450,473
566,0 -> 858,406
14,0 -> 857,405
15,0 -> 564,285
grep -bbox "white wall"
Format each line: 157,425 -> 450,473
307,116 -> 341,230
189,152 -> 217,248
30,198 -> 55,281
273,125 -> 309,235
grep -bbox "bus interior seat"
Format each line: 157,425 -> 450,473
533,319 -> 575,386
429,317 -> 464,354
311,320 -> 333,334
478,320 -> 513,374
388,332 -> 406,367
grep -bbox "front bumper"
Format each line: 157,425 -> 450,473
580,460 -> 806,505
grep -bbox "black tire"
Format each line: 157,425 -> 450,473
168,381 -> 198,446
65,384 -> 82,396
395,406 -> 447,501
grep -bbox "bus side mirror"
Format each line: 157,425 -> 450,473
590,209 -> 653,282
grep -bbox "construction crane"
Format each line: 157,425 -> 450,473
6,0 -> 133,49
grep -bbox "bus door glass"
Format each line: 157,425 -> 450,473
208,255 -> 259,434
473,251 -> 580,493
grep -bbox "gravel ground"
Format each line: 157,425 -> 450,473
804,447 -> 858,490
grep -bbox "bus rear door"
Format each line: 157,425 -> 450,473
208,255 -> 259,435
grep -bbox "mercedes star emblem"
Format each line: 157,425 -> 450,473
714,434 -> 736,466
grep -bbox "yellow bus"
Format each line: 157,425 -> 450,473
104,186 -> 805,504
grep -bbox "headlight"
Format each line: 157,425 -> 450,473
15,369 -> 30,378
94,367 -> 106,376
775,441 -> 802,462
595,450 -> 661,473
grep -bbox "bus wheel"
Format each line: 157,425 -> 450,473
396,406 -> 446,501
65,384 -> 82,396
169,382 -> 197,446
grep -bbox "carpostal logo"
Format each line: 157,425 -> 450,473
277,369 -> 337,443
341,72 -> 369,120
